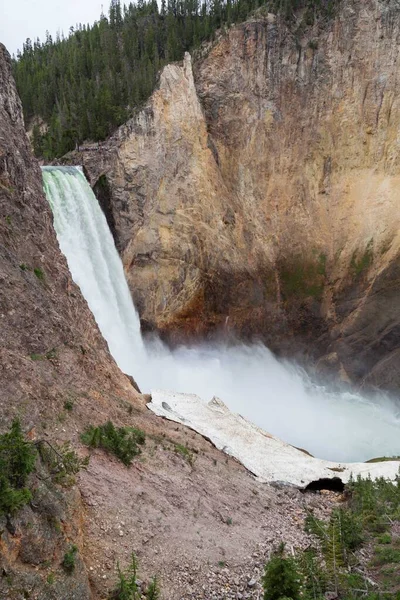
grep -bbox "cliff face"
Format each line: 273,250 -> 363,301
68,0 -> 400,389
0,42 -> 140,599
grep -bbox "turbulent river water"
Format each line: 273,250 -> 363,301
42,166 -> 400,463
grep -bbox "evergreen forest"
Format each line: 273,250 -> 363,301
12,0 -> 337,159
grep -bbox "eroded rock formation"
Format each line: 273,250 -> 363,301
65,0 -> 400,389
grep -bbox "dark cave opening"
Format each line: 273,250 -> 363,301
305,477 -> 345,493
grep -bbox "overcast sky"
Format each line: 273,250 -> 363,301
0,0 -> 105,56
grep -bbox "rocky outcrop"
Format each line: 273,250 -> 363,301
66,0 -> 400,390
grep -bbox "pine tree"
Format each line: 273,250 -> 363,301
262,543 -> 302,600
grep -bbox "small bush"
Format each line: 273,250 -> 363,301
174,443 -> 194,465
64,400 -> 74,411
0,420 -> 37,516
30,349 -> 57,361
62,545 -> 78,574
378,533 -> 392,545
262,543 -> 302,600
81,421 -> 145,466
350,239 -> 373,276
373,547 -> 400,566
110,553 -> 160,600
111,552 -> 140,599
0,477 -> 32,517
34,267 -> 45,281
305,506 -> 363,563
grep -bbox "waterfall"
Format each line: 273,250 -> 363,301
42,166 -> 400,463
42,166 -> 145,374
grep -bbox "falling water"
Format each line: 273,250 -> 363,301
42,166 -> 400,463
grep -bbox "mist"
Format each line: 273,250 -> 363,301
136,338 -> 400,463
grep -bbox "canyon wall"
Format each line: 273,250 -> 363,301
0,42 -> 141,599
67,0 -> 400,390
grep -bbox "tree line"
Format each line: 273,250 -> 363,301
12,0 -> 337,160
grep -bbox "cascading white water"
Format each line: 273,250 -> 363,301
43,166 -> 145,374
42,166 -> 400,463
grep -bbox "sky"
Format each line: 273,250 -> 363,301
0,0 -> 105,56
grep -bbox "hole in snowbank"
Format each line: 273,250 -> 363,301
305,477 -> 345,493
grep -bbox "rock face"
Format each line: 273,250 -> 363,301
67,0 -> 400,390
0,42 -> 139,599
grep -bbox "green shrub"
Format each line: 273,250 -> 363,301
373,547 -> 400,566
30,350 -> 57,361
62,545 -> 78,574
0,420 -> 37,516
378,533 -> 392,545
0,476 -> 32,516
262,543 -> 302,600
64,400 -> 74,411
81,421 -> 145,466
34,267 -> 45,281
350,239 -> 373,276
111,553 -> 140,599
110,553 -> 160,600
305,506 -> 363,561
174,443 -> 194,465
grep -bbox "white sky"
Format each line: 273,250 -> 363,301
0,0 -> 105,56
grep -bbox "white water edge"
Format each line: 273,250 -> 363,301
42,166 -> 400,484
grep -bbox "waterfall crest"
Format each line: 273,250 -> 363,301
42,166 -> 400,463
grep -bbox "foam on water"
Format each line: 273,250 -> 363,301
42,166 -> 400,463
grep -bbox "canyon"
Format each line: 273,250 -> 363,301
0,37 -> 315,600
65,0 -> 400,391
3,0 -> 400,598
